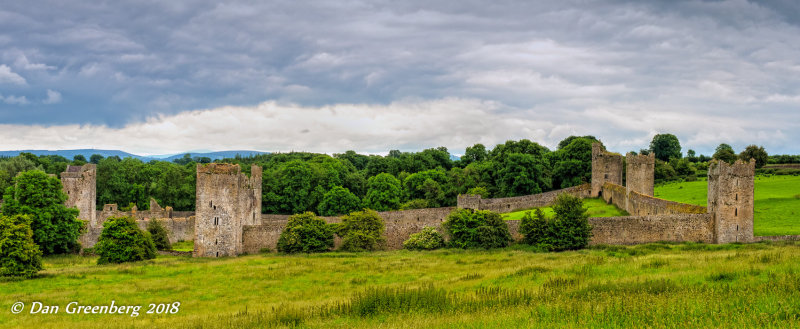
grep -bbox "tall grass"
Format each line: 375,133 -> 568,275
4,242 -> 800,328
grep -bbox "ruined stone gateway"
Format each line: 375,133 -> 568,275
63,142 -> 776,258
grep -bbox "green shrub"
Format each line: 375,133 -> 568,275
403,226 -> 445,250
94,216 -> 157,264
519,208 -> 547,245
443,209 -> 511,249
0,214 -> 43,278
147,219 -> 171,251
1,170 -> 84,254
277,212 -> 334,253
400,199 -> 429,210
520,193 -> 591,251
337,209 -> 385,252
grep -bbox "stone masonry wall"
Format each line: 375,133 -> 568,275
601,183 -> 628,211
457,184 -> 591,212
587,214 -> 715,245
626,191 -> 707,216
242,207 -> 456,254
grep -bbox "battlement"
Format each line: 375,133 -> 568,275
197,163 -> 242,175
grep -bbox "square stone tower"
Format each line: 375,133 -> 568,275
625,152 -> 655,196
60,164 -> 97,228
195,163 -> 262,257
708,159 -> 755,243
591,143 -> 623,197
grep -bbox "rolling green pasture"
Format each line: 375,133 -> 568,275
655,175 -> 800,236
501,198 -> 629,220
4,242 -> 800,328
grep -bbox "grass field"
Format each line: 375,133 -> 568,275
501,198 -> 629,220
655,175 -> 800,236
4,242 -> 800,328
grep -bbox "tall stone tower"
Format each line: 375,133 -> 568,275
60,164 -> 97,228
195,163 -> 262,257
708,159 -> 755,243
591,143 -> 623,197
626,152 -> 655,196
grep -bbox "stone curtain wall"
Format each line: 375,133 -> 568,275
601,182 -> 706,216
135,217 -> 195,244
243,207 -> 456,253
601,183 -> 628,211
626,191 -> 707,216
587,214 -> 715,245
457,184 -> 592,213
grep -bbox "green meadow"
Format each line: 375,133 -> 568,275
501,198 -> 629,220
655,175 -> 800,236
4,242 -> 800,328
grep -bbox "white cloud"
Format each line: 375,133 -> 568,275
14,54 -> 56,70
43,89 -> 62,104
0,94 -> 30,105
0,64 -> 27,85
0,98 -> 561,155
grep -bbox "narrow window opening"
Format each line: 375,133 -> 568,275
735,194 -> 738,201
604,174 -> 609,179
736,225 -> 739,231
209,201 -> 212,208
735,208 -> 738,217
213,205 -> 216,210
216,252 -> 219,257
215,239 -> 218,245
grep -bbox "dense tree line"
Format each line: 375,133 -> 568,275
0,134 -> 792,217
223,136 -> 600,215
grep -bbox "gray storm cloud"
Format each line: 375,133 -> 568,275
0,0 -> 799,154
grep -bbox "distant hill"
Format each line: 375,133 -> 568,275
0,149 -> 270,162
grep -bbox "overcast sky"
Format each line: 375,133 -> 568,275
1,0 -> 799,156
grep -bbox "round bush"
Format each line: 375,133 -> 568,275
147,219 -> 172,251
403,226 -> 445,250
94,216 -> 157,264
337,209 -> 386,252
277,212 -> 335,253
519,208 -> 548,245
520,193 -> 592,251
0,214 -> 43,278
442,209 -> 510,249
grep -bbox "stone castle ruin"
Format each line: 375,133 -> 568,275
60,142 -> 778,257
195,163 -> 261,257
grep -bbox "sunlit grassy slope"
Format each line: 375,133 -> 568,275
501,198 -> 629,220
4,242 -> 800,328
655,175 -> 800,236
